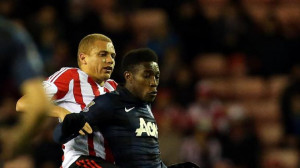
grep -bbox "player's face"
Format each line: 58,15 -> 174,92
85,40 -> 116,84
130,62 -> 160,103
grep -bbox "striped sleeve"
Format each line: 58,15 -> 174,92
43,68 -> 75,100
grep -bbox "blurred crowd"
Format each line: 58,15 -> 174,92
0,0 -> 299,167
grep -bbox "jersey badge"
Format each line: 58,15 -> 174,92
83,101 -> 95,112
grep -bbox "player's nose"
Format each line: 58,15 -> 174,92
150,76 -> 158,87
106,54 -> 114,64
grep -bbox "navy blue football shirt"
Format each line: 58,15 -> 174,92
55,86 -> 167,168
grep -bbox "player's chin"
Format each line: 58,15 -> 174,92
145,95 -> 156,103
102,73 -> 112,80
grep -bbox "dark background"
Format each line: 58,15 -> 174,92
0,0 -> 299,167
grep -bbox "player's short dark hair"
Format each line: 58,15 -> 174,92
121,48 -> 158,73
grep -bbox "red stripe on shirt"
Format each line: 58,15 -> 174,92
73,69 -> 85,110
87,77 -> 100,96
87,78 -> 116,160
107,80 -> 118,90
87,133 -> 96,156
73,71 -> 96,157
103,81 -> 115,162
86,77 -> 99,156
53,69 -> 73,99
50,68 -> 67,82
104,88 -> 110,93
104,139 -> 115,163
61,144 -> 65,167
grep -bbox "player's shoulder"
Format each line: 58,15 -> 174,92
58,67 -> 79,75
94,89 -> 120,103
46,67 -> 80,82
104,79 -> 118,89
105,79 -> 117,83
91,92 -> 116,111
54,67 -> 79,74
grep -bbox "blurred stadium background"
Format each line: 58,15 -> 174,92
0,0 -> 299,167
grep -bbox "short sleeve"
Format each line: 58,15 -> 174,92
44,68 -> 75,101
43,81 -> 58,100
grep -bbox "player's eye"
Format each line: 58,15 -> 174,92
98,51 -> 108,57
111,54 -> 116,59
155,74 -> 160,79
100,53 -> 107,57
144,73 -> 151,78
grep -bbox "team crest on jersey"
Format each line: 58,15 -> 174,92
83,101 -> 95,112
135,118 -> 158,138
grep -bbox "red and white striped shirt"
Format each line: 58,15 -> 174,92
43,67 -> 117,168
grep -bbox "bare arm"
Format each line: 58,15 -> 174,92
3,78 -> 90,160
16,95 -> 70,121
1,78 -> 50,160
16,86 -> 91,135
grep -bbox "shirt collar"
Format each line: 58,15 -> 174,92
116,85 -> 146,105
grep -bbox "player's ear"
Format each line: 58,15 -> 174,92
79,53 -> 87,65
124,71 -> 132,81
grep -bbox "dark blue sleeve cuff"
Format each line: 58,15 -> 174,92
53,123 -> 79,144
53,113 -> 86,144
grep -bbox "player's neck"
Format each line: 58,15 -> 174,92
124,83 -> 137,98
81,68 -> 105,86
92,77 -> 105,86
